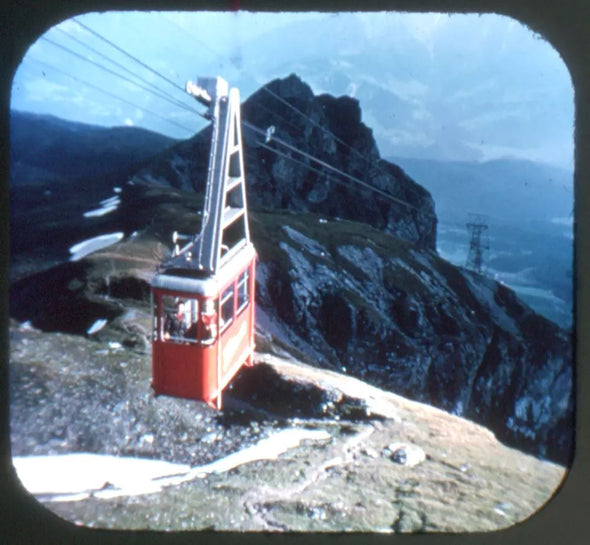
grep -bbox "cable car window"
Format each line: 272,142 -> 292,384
237,269 -> 249,313
220,286 -> 234,332
161,295 -> 199,344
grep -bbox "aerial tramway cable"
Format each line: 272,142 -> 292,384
53,26 -> 202,116
248,140 -> 386,200
31,20 -> 418,211
40,36 -> 206,119
259,84 -> 425,203
26,57 -> 197,136
261,85 -> 377,169
72,18 -> 189,97
243,121 -> 416,210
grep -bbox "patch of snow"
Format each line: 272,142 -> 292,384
12,453 -> 191,502
100,195 -> 120,207
189,428 -> 331,478
113,187 -> 122,194
452,400 -> 464,417
462,272 -> 519,336
20,321 -> 34,331
510,285 -> 565,305
87,319 -> 107,336
83,195 -> 121,218
69,232 -> 124,261
83,205 -> 119,218
13,428 -> 331,503
551,216 -> 573,227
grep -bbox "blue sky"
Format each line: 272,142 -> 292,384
10,10 -> 574,171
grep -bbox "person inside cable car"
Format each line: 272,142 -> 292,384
184,319 -> 199,341
201,299 -> 218,344
164,299 -> 186,340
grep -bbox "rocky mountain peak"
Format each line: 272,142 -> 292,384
139,74 -> 437,250
262,73 -> 315,101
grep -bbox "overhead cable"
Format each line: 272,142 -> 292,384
243,121 -> 415,210
27,57 -> 196,135
72,18 -> 188,97
260,84 -> 423,202
53,26 -> 201,115
40,36 -> 205,119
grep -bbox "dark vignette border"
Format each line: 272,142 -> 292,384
1,1 -> 587,544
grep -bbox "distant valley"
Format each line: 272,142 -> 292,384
391,156 -> 574,328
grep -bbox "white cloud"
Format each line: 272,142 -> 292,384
22,77 -> 71,103
124,118 -> 134,126
385,75 -> 428,101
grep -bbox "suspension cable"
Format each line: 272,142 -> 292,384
40,36 -> 206,119
243,121 -> 416,210
53,26 -> 201,116
27,57 -> 197,135
261,85 -> 375,167
33,20 -> 420,211
260,84 -> 424,202
72,18 -> 187,96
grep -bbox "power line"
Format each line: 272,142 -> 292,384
27,57 -> 197,136
72,18 -> 187,97
40,36 -> 205,119
243,121 -> 416,210
53,26 -> 201,116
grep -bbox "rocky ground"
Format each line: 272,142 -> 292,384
9,318 -> 566,533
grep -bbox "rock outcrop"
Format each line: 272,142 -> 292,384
250,211 -> 573,464
137,74 -> 437,250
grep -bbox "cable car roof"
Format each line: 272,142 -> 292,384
153,242 -> 256,297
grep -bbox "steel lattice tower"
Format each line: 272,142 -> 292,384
465,214 -> 489,274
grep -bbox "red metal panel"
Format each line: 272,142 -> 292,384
151,255 -> 256,407
152,341 -> 206,400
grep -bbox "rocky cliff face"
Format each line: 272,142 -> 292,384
137,74 -> 437,250
250,211 -> 573,464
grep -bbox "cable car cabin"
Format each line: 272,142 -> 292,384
151,245 -> 256,409
151,76 -> 256,409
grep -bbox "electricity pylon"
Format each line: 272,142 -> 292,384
465,214 -> 489,274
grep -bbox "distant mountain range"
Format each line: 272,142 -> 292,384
231,14 -> 573,168
389,156 -> 573,223
9,110 -> 178,186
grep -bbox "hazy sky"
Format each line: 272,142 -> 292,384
10,10 -> 574,170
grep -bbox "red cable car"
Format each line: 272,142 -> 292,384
151,77 -> 256,409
